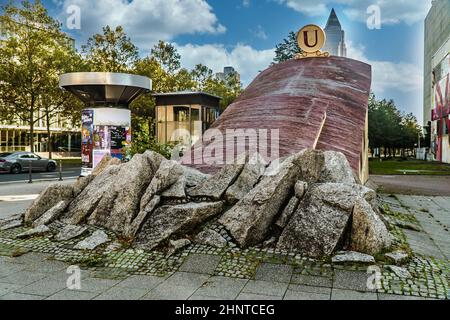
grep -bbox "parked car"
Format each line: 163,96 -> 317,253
0,152 -> 57,174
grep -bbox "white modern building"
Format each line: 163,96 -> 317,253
424,0 -> 450,163
323,9 -> 347,57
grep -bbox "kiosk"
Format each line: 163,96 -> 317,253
59,72 -> 152,176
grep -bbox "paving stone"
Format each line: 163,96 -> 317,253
76,278 -> 122,293
0,282 -> 24,295
0,270 -> 48,285
7,252 -> 52,264
188,294 -> 224,300
333,270 -> 374,292
194,276 -> 248,299
331,288 -> 377,300
0,262 -> 27,277
22,260 -> 68,273
255,263 -> 293,283
378,293 -> 425,300
94,286 -> 148,300
0,292 -> 45,300
242,280 -> 288,297
290,274 -> 332,287
237,293 -> 283,300
46,289 -> 99,300
283,290 -> 330,300
178,254 -> 221,275
142,272 -> 210,300
288,284 -> 332,295
15,278 -> 66,296
116,275 -> 166,290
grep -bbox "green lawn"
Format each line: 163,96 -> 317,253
369,158 -> 450,176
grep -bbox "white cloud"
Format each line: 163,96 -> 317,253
346,41 -> 422,94
60,0 -> 225,51
251,25 -> 268,40
275,0 -> 432,25
242,0 -> 251,8
175,43 -> 275,85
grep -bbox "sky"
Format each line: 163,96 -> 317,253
11,0 -> 435,123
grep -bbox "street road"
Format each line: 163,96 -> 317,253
0,165 -> 81,184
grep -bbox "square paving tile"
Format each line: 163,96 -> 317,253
94,286 -> 148,300
333,270 -> 374,292
283,290 -> 329,300
75,277 -> 121,293
116,275 -> 166,290
378,293 -> 425,300
46,289 -> 99,300
194,276 -> 248,299
23,260 -> 68,273
242,280 -> 288,297
142,272 -> 210,300
255,263 -> 293,283
237,293 -> 282,300
288,284 -> 331,295
290,274 -> 332,288
178,254 -> 221,275
0,270 -> 48,286
0,282 -> 24,296
15,279 -> 66,296
0,292 -> 45,300
331,289 -> 377,300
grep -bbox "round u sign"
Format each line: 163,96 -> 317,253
297,24 -> 326,53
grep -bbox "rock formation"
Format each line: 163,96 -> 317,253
23,149 -> 392,259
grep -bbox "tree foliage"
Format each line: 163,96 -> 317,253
0,0 -> 84,153
82,25 -> 139,72
273,31 -> 302,63
368,93 -> 422,157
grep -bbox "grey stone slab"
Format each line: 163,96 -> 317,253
116,275 -> 167,290
94,286 -> 148,300
288,284 -> 332,295
8,252 -> 52,264
0,292 -> 45,300
237,293 -> 283,300
333,270 -> 374,292
22,260 -> 68,273
378,293 -> 426,300
0,270 -> 48,285
46,289 -> 99,300
178,254 -> 221,275
242,280 -> 288,297
255,263 -> 293,283
77,278 -> 122,293
0,261 -> 28,277
0,282 -> 24,295
142,284 -> 198,300
331,288 -> 377,300
142,272 -> 210,300
194,276 -> 248,299
164,272 -> 211,288
283,290 -> 329,300
15,279 -> 66,296
290,274 -> 332,288
188,294 -> 224,300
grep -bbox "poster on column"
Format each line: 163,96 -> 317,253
81,110 -> 94,174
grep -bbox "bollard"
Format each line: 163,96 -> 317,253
59,160 -> 63,181
28,160 -> 32,184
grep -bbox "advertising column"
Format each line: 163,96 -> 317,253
80,108 -> 131,176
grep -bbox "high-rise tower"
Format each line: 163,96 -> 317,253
323,8 -> 347,57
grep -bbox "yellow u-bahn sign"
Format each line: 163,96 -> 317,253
296,24 -> 330,59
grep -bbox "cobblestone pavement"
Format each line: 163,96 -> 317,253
0,195 -> 448,300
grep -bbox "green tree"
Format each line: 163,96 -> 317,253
273,31 -> 302,63
82,25 -> 139,72
150,40 -> 181,74
0,0 -> 82,153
